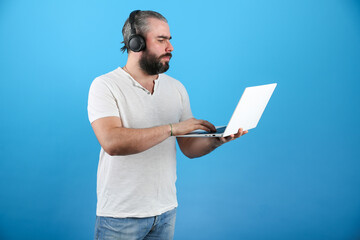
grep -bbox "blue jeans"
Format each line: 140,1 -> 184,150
94,208 -> 177,240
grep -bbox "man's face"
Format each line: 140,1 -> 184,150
139,18 -> 174,75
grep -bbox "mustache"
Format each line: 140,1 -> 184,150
159,53 -> 172,59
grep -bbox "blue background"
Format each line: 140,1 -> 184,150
1,0 -> 360,239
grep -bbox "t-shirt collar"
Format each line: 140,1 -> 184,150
118,67 -> 160,95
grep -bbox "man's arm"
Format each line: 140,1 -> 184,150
176,128 -> 248,159
91,116 -> 216,156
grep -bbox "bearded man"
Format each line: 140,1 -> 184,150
88,10 -> 247,240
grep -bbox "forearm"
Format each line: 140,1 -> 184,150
104,125 -> 171,156
92,117 -> 219,156
178,137 -> 222,159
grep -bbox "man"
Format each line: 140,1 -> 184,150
88,10 -> 247,240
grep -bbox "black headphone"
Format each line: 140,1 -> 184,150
127,10 -> 146,52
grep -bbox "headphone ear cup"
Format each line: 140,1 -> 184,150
128,34 -> 146,52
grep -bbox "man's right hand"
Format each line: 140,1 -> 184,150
172,118 -> 216,136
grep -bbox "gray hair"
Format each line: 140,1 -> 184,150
121,10 -> 168,53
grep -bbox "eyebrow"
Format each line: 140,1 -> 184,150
157,35 -> 172,40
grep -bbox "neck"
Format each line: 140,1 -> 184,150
123,62 -> 158,83
123,62 -> 158,93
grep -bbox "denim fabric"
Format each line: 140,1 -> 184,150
94,208 -> 177,240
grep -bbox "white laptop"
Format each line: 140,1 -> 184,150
177,83 -> 277,137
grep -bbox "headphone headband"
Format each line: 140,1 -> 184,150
129,10 -> 140,35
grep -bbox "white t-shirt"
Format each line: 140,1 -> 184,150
88,67 -> 193,218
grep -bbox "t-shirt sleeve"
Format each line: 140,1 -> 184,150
87,77 -> 120,123
178,82 -> 193,122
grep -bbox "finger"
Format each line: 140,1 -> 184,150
192,122 -> 213,132
232,128 -> 242,139
233,130 -> 242,138
200,120 -> 216,132
195,124 -> 212,132
236,129 -> 249,137
223,134 -> 235,142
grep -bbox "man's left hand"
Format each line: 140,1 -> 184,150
214,128 -> 248,147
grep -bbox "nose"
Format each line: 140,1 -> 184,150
166,41 -> 174,53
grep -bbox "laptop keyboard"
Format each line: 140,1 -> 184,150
214,126 -> 226,133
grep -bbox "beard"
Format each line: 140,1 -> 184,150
139,50 -> 172,75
